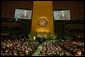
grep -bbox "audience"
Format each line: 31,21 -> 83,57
38,40 -> 84,56
1,38 -> 39,56
59,40 -> 84,56
39,41 -> 71,56
1,35 -> 84,56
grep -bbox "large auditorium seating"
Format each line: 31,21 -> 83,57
1,37 -> 84,56
39,40 -> 84,56
58,40 -> 84,56
38,41 -> 72,56
1,39 -> 39,56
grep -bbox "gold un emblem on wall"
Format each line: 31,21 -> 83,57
38,17 -> 48,27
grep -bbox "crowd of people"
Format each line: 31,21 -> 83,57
38,40 -> 84,56
38,41 -> 72,56
1,38 -> 39,56
1,35 -> 84,56
58,40 -> 84,56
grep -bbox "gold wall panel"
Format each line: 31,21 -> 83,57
31,1 -> 54,35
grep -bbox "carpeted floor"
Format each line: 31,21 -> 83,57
32,44 -> 42,56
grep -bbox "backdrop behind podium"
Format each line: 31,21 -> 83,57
31,1 -> 54,36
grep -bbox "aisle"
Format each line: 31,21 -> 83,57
32,44 -> 42,56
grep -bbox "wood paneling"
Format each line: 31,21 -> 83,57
1,1 -> 33,18
1,1 -> 84,36
1,1 -> 84,20
53,1 -> 84,20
